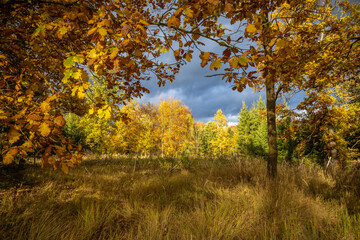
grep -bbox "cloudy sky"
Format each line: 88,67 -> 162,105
136,39 -> 304,125
135,22 -> 263,125
134,3 -> 324,125
137,59 -> 263,125
135,39 -> 308,125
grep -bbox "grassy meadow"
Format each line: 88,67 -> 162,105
1,155 -> 360,239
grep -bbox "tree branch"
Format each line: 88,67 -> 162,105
1,0 -> 80,6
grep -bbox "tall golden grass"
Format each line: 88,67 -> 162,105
1,156 -> 359,239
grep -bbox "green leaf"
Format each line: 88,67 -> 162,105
210,59 -> 222,70
237,57 -> 250,66
64,56 -> 75,68
62,70 -> 73,83
58,26 -> 68,35
33,25 -> 45,37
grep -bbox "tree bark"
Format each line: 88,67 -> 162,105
263,8 -> 278,179
266,80 -> 278,178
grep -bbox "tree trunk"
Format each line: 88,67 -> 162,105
266,81 -> 278,178
263,9 -> 278,179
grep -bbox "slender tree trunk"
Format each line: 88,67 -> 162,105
263,8 -> 278,179
266,81 -> 278,178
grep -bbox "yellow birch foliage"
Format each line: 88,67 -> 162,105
158,98 -> 194,157
211,109 -> 232,156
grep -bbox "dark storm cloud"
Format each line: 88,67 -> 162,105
137,43 -> 264,124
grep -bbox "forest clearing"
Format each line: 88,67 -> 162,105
1,0 -> 360,239
1,155 -> 360,239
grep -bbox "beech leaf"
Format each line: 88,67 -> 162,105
8,127 -> 21,144
246,24 -> 257,33
3,147 -> 19,165
39,122 -> 51,137
99,27 -> 107,36
54,115 -> 66,127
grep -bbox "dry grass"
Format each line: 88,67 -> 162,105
1,156 -> 360,239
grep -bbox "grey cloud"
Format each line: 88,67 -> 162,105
136,34 -> 264,124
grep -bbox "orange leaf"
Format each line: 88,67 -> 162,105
167,15 -> 180,28
110,47 -> 119,59
61,162 -> 69,174
174,49 -> 180,57
39,122 -> 51,137
185,53 -> 192,62
200,52 -> 211,67
225,3 -> 232,12
40,100 -> 50,113
3,147 -> 19,165
210,59 -> 222,70
8,127 -> 21,144
54,115 -> 66,127
184,8 -> 194,18
208,0 -> 220,4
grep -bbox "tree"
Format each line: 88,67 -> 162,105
2,0 -> 358,177
158,98 -> 194,157
193,122 -> 206,156
237,98 -> 267,157
168,0 -> 359,177
0,0 -> 183,171
200,122 -> 216,156
237,102 -> 252,154
211,109 -> 232,156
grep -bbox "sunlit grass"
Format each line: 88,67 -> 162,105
1,156 -> 360,239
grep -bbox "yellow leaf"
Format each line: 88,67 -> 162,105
77,86 -> 85,99
40,100 -> 50,112
276,39 -> 288,49
99,27 -> 107,36
210,59 -> 222,70
200,52 -> 211,67
269,38 -> 276,47
246,24 -> 257,33
110,47 -> 119,59
229,58 -> 238,69
139,19 -> 150,26
73,70 -> 82,79
160,47 -> 169,53
137,24 -> 147,35
8,127 -> 21,144
61,162 -> 69,174
104,107 -> 112,120
58,26 -> 68,35
87,27 -> 97,35
22,141 -> 33,150
54,115 -> 66,127
184,8 -> 194,18
237,56 -> 250,66
185,53 -> 192,62
167,15 -> 180,27
3,147 -> 19,165
282,2 -> 290,9
39,122 -> 51,137
202,52 -> 210,61
88,49 -> 97,58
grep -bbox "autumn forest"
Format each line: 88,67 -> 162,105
1,0 -> 360,239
